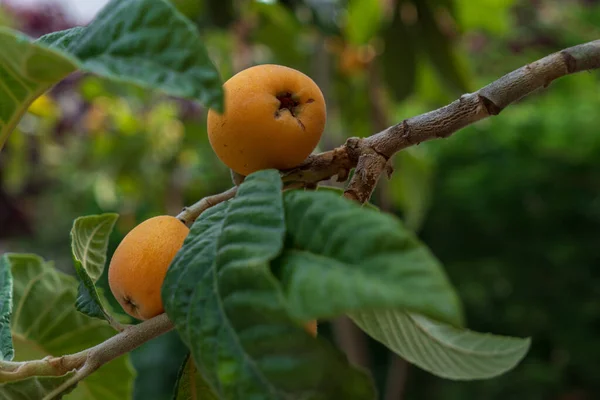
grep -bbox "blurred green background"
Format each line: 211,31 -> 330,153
1,0 -> 599,399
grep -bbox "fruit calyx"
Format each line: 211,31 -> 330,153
276,92 -> 300,117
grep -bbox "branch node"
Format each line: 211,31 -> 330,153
478,94 -> 503,116
384,161 -> 394,179
401,119 -> 410,139
345,137 -> 363,151
336,168 -> 350,182
561,50 -> 577,73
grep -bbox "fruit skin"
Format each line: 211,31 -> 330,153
207,64 -> 327,176
108,216 -> 189,320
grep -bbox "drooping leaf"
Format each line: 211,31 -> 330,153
351,311 -> 531,380
39,0 -> 224,112
380,0 -> 417,102
4,254 -> 134,399
172,354 -> 218,400
163,170 -> 376,400
0,28 -> 77,150
0,257 -> 13,361
0,372 -> 77,399
70,214 -> 119,322
415,1 -> 470,95
277,190 -> 463,327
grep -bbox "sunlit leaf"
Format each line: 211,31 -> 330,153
70,214 -> 119,322
71,214 -> 118,282
39,0 -> 224,112
4,254 -> 134,399
0,28 -> 77,150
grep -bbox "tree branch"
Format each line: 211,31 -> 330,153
5,39 -> 599,399
42,313 -> 173,400
177,186 -> 238,227
285,39 -> 600,204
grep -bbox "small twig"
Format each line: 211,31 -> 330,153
177,186 -> 238,227
104,313 -> 126,332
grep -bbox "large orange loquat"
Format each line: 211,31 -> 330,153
207,64 -> 327,176
108,215 -> 189,320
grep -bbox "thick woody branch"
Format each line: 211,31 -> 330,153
288,39 -> 600,204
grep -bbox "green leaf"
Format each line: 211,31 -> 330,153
389,149 -> 435,231
345,0 -> 383,45
71,213 -> 118,282
73,269 -> 105,320
454,0 -> 516,34
39,0 -> 224,112
0,372 -> 77,399
351,311 -> 531,380
316,185 -> 379,211
278,190 -> 463,327
172,354 -> 218,400
37,26 -> 85,51
0,28 -> 77,150
0,257 -> 13,361
415,1 -> 470,95
4,254 -> 134,399
380,0 -> 417,102
163,170 -> 376,399
70,214 -> 119,322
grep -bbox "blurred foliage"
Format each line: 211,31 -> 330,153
1,0 -> 600,399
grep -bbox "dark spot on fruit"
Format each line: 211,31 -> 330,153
306,98 -> 315,104
297,119 -> 306,131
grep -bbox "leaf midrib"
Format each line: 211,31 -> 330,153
211,260 -> 280,399
78,220 -> 109,281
